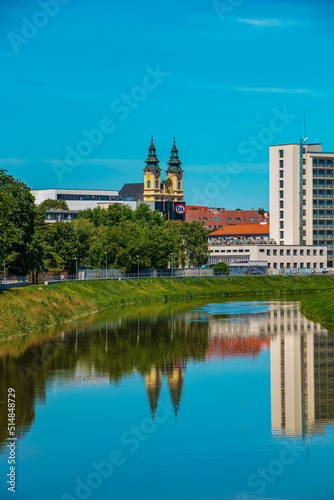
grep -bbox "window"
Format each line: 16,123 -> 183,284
307,249 -> 311,255
198,217 -> 202,221
287,262 -> 291,268
250,217 -> 255,221
300,250 -> 304,255
280,181 -> 284,188
287,249 -> 290,255
215,217 -> 220,221
259,249 -> 265,253
203,217 -> 208,221
267,250 -> 270,255
303,169 -> 306,175
307,263 -> 311,268
320,263 -> 324,268
280,201 -> 284,209
303,179 -> 306,185
244,217 -> 247,221
303,158 -> 306,165
147,180 -> 150,188
280,263 -> 284,269
280,221 -> 284,229
273,263 -> 277,269
210,217 -> 214,220
279,171 -> 284,178
300,263 -> 304,269
279,150 -> 284,158
273,250 -> 277,256
178,182 -> 181,189
293,249 -> 297,255
236,217 -> 241,221
314,263 -> 317,268
156,180 -> 158,188
238,250 -> 244,253
293,263 -> 297,268
280,231 -> 284,239
313,249 -> 317,255
279,160 -> 284,168
280,191 -> 284,199
303,220 -> 306,226
303,190 -> 306,195
320,250 -> 324,256
190,217 -> 193,221
280,249 -> 284,255
227,217 -> 233,221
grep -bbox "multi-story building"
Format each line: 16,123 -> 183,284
31,188 -> 138,211
270,141 -> 334,267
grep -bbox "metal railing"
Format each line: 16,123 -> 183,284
0,276 -> 29,284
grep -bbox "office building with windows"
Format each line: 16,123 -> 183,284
270,141 -> 334,267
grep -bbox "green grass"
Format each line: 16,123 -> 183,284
300,291 -> 334,329
1,275 -> 334,338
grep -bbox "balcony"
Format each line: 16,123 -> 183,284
313,192 -> 334,199
313,223 -> 334,229
313,213 -> 334,218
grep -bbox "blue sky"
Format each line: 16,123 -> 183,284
1,0 -> 334,209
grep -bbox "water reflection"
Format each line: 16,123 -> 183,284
0,298 -> 334,461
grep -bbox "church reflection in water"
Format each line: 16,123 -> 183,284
0,300 -> 334,456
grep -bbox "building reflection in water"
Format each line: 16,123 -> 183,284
145,362 -> 186,420
269,306 -> 334,437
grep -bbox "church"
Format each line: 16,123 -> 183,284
142,137 -> 186,221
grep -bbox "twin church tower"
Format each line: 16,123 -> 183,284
143,137 -> 184,203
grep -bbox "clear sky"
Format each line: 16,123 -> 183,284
1,0 -> 334,209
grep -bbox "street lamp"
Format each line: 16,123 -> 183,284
3,260 -> 6,284
75,257 -> 78,280
170,253 -> 173,277
105,251 -> 108,279
136,255 -> 139,278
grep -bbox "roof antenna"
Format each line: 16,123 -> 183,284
304,113 -> 308,143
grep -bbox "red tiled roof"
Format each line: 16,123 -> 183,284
186,207 -> 267,230
209,223 -> 270,237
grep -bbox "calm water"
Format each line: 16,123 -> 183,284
0,298 -> 334,500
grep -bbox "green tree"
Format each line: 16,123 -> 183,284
0,170 -> 41,275
214,262 -> 230,275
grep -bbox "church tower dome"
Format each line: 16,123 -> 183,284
143,136 -> 162,201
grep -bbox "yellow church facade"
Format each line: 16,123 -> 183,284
143,137 -> 184,203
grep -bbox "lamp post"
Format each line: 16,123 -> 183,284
105,251 -> 108,279
75,257 -> 78,280
136,255 -> 139,278
3,260 -> 6,284
170,253 -> 173,277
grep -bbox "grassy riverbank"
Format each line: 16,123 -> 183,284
300,291 -> 334,329
1,275 -> 334,338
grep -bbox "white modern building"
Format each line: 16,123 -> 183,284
209,242 -> 327,271
270,141 -> 334,267
31,188 -> 138,211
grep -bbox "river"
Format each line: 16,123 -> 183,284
0,297 -> 333,500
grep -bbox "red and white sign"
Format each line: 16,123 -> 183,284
175,204 -> 186,214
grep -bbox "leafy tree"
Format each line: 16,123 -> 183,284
214,262 -> 230,275
37,198 -> 69,211
0,169 -> 41,275
258,207 -> 265,215
44,223 -> 79,272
